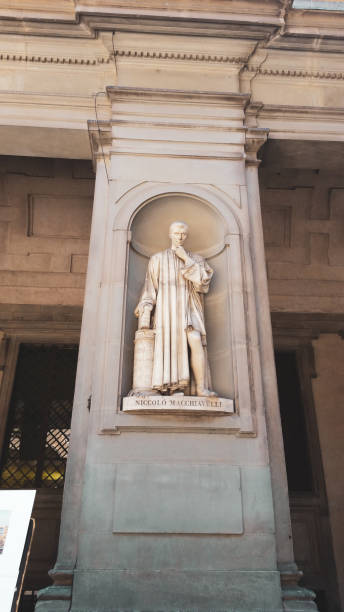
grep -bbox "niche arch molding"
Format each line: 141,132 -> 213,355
97,182 -> 256,436
113,182 -> 243,237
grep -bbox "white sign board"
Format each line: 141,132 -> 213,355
0,490 -> 36,612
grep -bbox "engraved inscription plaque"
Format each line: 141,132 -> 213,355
123,395 -> 234,415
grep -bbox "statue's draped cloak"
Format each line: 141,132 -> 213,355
135,248 -> 213,393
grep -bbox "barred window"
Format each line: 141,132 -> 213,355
0,344 -> 78,489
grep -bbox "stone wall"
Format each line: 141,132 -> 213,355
2,158 -> 344,315
260,168 -> 344,313
0,156 -> 94,307
260,167 -> 344,607
312,334 -> 344,606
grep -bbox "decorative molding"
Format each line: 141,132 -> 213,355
0,49 -> 246,67
0,52 -> 111,65
1,47 -> 344,82
245,127 -> 269,166
113,48 -> 247,64
98,183 -> 255,437
131,236 -> 226,260
246,65 -> 344,80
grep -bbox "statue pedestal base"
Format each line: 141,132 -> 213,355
122,395 -> 234,415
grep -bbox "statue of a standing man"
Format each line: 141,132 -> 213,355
134,221 -> 216,397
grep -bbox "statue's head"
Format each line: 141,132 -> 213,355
169,221 -> 189,248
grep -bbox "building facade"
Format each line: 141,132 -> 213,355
0,1 -> 343,611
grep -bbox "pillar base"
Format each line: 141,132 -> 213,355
36,566 -> 319,612
280,563 -> 318,611
35,592 -> 71,612
35,568 -> 73,612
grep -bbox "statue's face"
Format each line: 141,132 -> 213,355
169,223 -> 188,248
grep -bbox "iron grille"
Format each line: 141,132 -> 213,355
0,344 -> 78,489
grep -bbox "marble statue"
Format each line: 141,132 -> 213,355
131,221 -> 216,397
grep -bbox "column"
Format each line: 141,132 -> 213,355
36,130 -> 111,611
36,88 -> 318,612
245,129 -> 318,611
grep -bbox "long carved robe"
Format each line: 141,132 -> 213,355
135,248 -> 213,393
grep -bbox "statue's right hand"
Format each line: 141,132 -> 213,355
138,306 -> 151,329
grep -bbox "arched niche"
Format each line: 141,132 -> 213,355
121,193 -> 235,400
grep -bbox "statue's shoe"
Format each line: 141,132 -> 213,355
127,389 -> 161,397
197,388 -> 217,397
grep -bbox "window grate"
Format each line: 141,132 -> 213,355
0,344 -> 78,489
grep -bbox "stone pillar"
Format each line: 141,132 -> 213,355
36,137 -> 111,611
36,88 -> 316,612
245,129 -> 317,611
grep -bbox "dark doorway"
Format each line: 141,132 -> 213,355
275,345 -> 340,612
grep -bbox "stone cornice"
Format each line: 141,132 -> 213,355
259,103 -> 344,121
257,103 -> 344,141
1,1 -> 344,56
0,0 -> 75,21
1,93 -> 344,162
0,0 -> 284,30
91,87 -> 250,165
106,86 -> 251,108
0,3 -> 279,42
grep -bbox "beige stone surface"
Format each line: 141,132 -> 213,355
260,167 -> 344,313
0,157 -> 94,306
112,463 -> 243,534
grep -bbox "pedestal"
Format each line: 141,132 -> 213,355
131,329 -> 155,394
